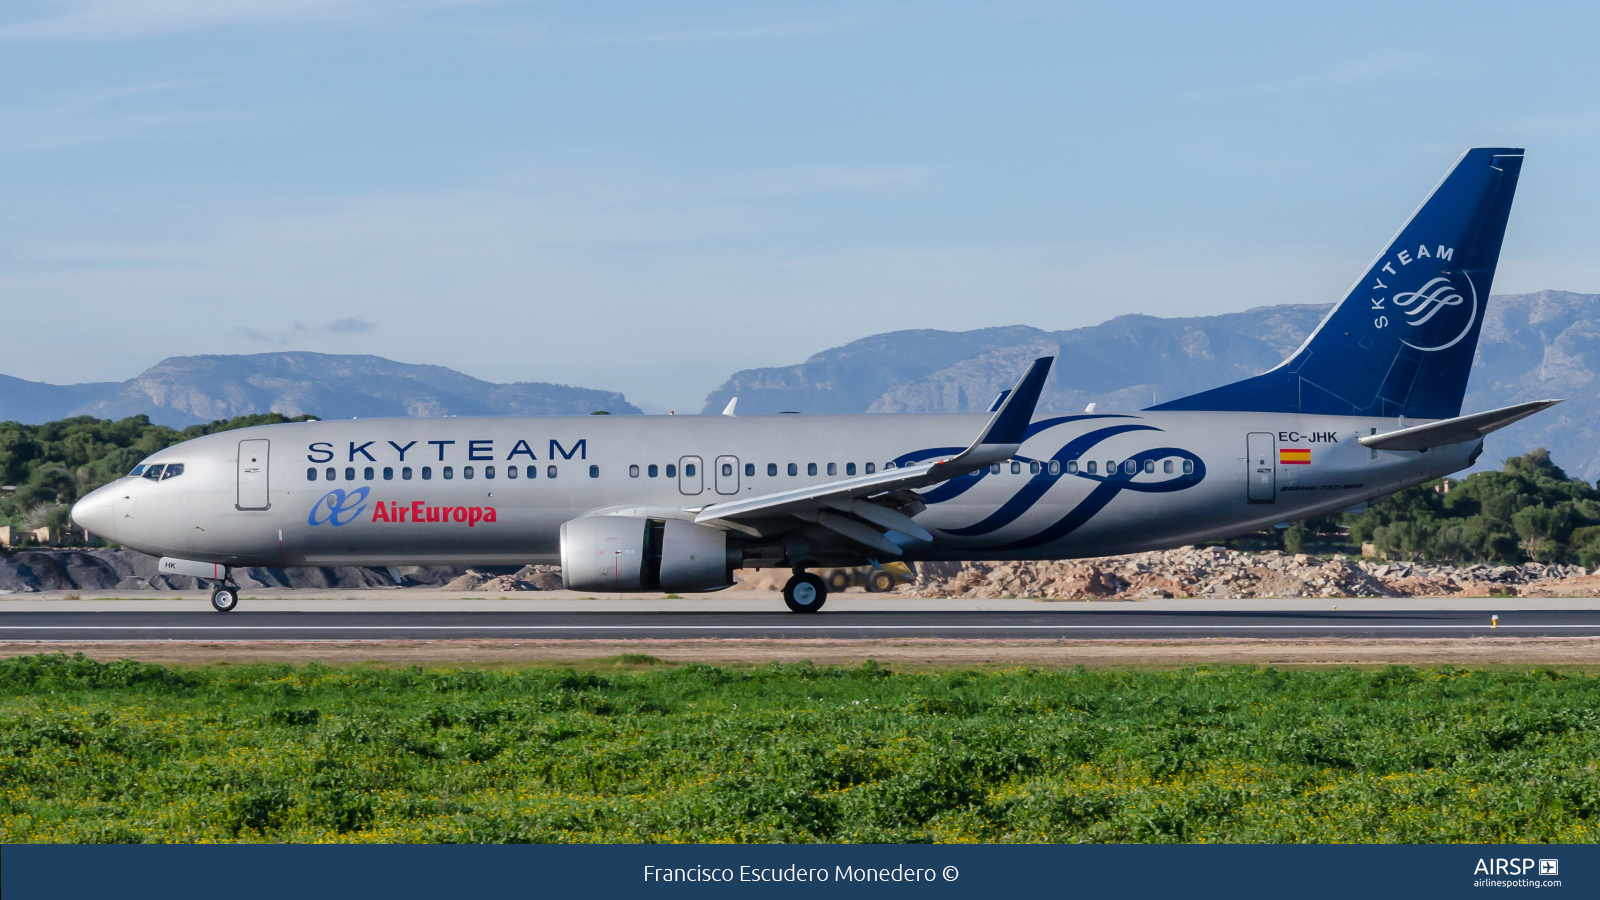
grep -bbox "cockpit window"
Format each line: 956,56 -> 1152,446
128,464 -> 147,477
161,463 -> 185,480
142,464 -> 165,480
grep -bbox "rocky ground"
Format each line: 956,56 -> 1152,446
4,547 -> 1597,599
904,548 -> 1595,599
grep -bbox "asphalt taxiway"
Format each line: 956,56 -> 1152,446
3,605 -> 1598,641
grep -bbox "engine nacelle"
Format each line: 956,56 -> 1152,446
559,516 -> 736,593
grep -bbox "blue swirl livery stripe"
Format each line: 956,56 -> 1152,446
992,448 -> 1207,552
939,424 -> 1160,536
913,415 -> 1138,505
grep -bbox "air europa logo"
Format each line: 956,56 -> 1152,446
309,488 -> 369,526
308,488 -> 498,527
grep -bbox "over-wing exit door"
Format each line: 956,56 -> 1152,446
1246,432 -> 1275,503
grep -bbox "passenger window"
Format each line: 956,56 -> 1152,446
1163,460 -> 1173,474
722,463 -> 733,477
589,465 -> 599,478
1086,461 -> 1097,474
990,464 -> 1000,474
865,463 -> 875,474
1183,460 -> 1194,474
485,465 -> 495,479
508,465 -> 518,479
403,467 -> 413,480
768,463 -> 777,476
667,464 -> 677,478
162,464 -> 184,480
1048,460 -> 1061,475
648,464 -> 658,478
345,467 -> 356,481
744,463 -> 754,476
685,463 -> 696,477
422,467 -> 433,480
787,463 -> 797,476
384,467 -> 394,480
846,462 -> 856,476
364,467 -> 374,481
463,466 -> 473,479
1141,460 -> 1152,474
1106,461 -> 1115,474
142,465 -> 165,480
444,466 -> 454,480
129,465 -> 147,477
306,467 -> 317,481
1011,461 -> 1021,474
1124,460 -> 1137,475
547,465 -> 557,478
326,467 -> 336,481
807,463 -> 818,476
1064,461 -> 1075,474
630,465 -> 640,478
827,463 -> 837,476
886,462 -> 897,470
528,465 -> 538,479
1030,460 -> 1041,475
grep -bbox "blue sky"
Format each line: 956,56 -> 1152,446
3,1 -> 1597,412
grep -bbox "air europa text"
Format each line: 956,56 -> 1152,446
371,501 -> 498,526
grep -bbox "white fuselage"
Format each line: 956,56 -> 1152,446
71,410 -> 1472,570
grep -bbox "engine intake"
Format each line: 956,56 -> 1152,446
559,516 -> 736,593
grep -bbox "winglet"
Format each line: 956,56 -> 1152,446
722,397 -> 738,417
978,357 -> 1052,446
930,357 -> 1053,474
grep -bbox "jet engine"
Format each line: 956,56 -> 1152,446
559,516 -> 738,592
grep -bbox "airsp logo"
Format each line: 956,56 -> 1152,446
1368,244 -> 1477,352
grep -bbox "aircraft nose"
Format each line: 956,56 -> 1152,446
71,487 -> 115,541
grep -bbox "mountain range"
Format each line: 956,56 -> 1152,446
0,353 -> 640,425
701,291 -> 1600,480
5,291 -> 1597,478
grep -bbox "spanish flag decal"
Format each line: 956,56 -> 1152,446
1280,448 -> 1311,465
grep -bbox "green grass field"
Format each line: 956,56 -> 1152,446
1,653 -> 1596,843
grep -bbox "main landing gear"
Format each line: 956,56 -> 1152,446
210,572 -> 240,613
783,571 -> 827,613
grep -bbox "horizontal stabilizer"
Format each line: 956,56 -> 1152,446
1359,400 -> 1561,452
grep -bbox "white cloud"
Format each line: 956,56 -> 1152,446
0,0 -> 501,42
1177,51 -> 1424,100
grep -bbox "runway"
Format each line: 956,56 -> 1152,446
4,608 -> 1599,641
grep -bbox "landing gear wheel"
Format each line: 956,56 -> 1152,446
869,571 -> 896,592
210,585 -> 239,613
783,573 -> 827,613
827,570 -> 852,591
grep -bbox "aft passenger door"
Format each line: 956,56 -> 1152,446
1246,432 -> 1275,503
714,455 -> 739,495
237,439 -> 271,510
678,455 -> 703,495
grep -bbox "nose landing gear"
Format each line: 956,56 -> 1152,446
782,571 -> 827,613
210,571 -> 240,613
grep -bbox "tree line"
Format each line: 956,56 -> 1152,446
0,413 -> 315,530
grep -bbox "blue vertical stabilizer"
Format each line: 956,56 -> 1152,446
1150,148 -> 1523,419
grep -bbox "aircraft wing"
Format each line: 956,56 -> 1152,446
692,357 -> 1054,555
1359,400 -> 1561,452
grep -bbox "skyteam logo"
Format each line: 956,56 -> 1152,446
1369,244 -> 1477,352
309,487 -> 369,526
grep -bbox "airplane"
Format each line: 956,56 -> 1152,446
72,147 -> 1555,614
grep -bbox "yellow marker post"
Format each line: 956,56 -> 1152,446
1491,615 -> 1499,629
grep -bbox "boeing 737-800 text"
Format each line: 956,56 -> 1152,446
71,148 -> 1554,612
